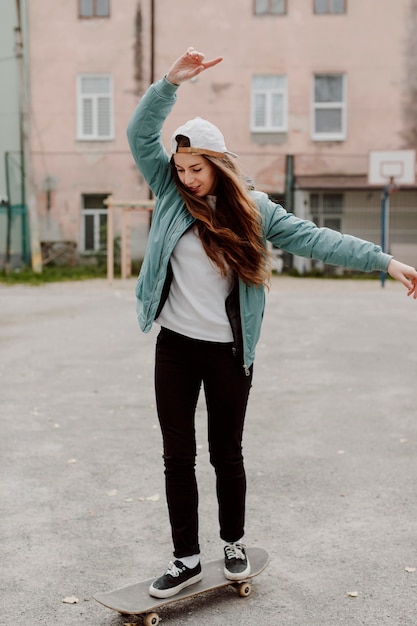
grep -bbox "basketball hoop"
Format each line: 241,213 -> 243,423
368,150 -> 416,287
368,150 -> 416,187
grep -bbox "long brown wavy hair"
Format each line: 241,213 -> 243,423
170,143 -> 271,288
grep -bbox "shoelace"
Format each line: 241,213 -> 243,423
166,561 -> 184,578
225,543 -> 245,561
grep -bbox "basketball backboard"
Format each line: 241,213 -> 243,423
368,150 -> 416,186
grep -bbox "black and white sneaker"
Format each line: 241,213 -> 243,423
149,560 -> 202,598
224,543 -> 251,580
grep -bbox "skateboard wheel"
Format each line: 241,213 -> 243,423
237,582 -> 252,597
144,612 -> 160,626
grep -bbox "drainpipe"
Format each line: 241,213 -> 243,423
4,155 -> 12,272
15,0 -> 42,272
284,155 -> 295,270
150,0 -> 155,84
147,0 -> 155,227
284,154 -> 294,214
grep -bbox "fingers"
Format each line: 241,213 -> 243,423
185,47 -> 204,63
185,47 -> 223,70
407,277 -> 417,298
387,260 -> 417,298
400,268 -> 417,298
202,56 -> 223,69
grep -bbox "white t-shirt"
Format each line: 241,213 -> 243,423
156,224 -> 234,342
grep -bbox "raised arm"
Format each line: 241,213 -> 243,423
127,48 -> 223,196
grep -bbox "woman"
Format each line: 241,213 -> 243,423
127,47 -> 417,599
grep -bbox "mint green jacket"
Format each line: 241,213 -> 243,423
127,77 -> 392,371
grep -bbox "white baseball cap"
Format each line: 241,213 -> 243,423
171,117 -> 237,159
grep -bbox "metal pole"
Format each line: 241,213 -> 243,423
380,178 -> 393,287
4,154 -> 12,273
15,0 -> 42,272
106,203 -> 114,284
284,154 -> 294,214
147,0 -> 155,229
150,0 -> 155,85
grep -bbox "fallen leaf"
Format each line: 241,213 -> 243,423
405,567 -> 416,573
62,596 -> 78,604
347,591 -> 358,597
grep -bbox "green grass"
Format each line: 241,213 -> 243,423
0,265 -> 109,285
283,267 -> 383,280
1,263 -> 383,286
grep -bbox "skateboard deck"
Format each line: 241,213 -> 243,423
94,547 -> 269,625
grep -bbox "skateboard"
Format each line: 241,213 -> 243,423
93,546 -> 269,625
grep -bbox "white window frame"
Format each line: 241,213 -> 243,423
251,75 -> 288,133
80,195 -> 108,253
77,74 -> 114,141
310,193 -> 344,231
312,73 -> 346,141
254,0 -> 286,15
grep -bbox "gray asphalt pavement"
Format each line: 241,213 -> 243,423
1,275 -> 417,626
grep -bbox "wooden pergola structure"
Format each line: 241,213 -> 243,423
104,195 -> 155,283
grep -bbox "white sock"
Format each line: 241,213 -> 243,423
178,554 -> 200,569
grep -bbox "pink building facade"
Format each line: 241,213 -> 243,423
22,0 -> 417,269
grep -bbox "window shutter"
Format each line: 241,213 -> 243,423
82,98 -> 94,136
254,93 -> 267,127
78,74 -> 113,140
271,93 -> 284,127
97,97 -> 111,137
252,75 -> 287,132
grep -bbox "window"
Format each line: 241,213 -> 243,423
310,193 -> 343,231
79,0 -> 110,18
254,0 -> 286,14
81,194 -> 108,252
314,0 -> 346,14
312,74 -> 346,141
251,75 -> 288,132
77,74 -> 114,141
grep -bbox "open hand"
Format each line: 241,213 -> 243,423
387,259 -> 417,298
166,47 -> 223,85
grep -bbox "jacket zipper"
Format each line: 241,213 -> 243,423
238,281 -> 251,376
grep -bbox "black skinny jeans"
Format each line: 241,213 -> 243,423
155,327 -> 253,559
